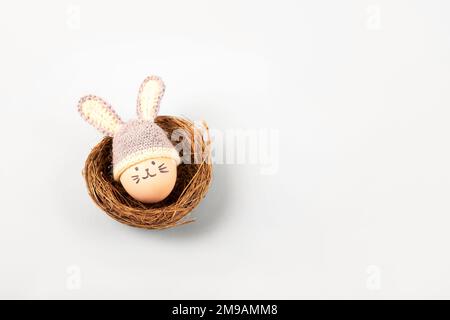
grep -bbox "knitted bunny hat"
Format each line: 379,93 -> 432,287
78,76 -> 181,181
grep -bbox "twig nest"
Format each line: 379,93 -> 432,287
83,116 -> 212,229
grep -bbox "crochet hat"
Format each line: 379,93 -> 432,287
78,75 -> 181,181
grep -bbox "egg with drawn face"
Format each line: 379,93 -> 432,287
120,158 -> 177,203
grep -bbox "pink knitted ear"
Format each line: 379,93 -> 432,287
136,75 -> 165,121
78,95 -> 124,136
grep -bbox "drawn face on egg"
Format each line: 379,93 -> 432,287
120,158 -> 177,203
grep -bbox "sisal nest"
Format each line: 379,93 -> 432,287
83,116 -> 212,230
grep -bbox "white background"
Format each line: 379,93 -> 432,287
0,0 -> 449,299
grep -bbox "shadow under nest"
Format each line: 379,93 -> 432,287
83,116 -> 212,230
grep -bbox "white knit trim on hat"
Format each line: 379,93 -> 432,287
113,147 -> 181,180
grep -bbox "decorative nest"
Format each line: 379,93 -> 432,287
83,116 -> 212,230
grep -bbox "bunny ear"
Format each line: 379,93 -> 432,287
78,95 -> 124,136
136,75 -> 165,121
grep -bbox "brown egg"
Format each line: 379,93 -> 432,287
120,158 -> 177,203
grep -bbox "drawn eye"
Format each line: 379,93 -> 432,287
135,167 -> 139,171
151,161 -> 155,165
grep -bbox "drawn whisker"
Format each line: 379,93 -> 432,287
158,163 -> 165,168
132,175 -> 140,184
159,167 -> 167,171
159,170 -> 169,173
